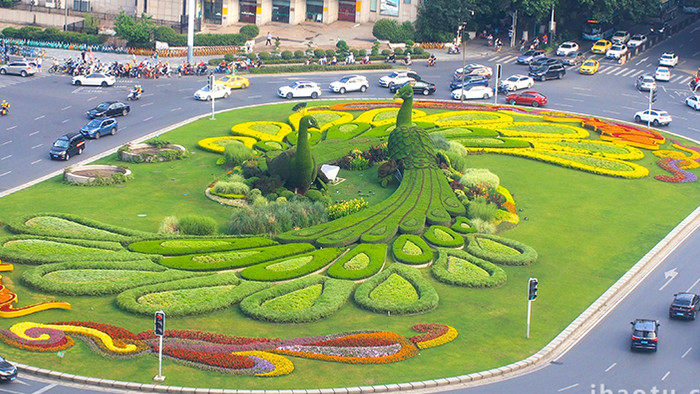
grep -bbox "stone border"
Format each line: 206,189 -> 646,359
64,165 -> 132,184
119,143 -> 187,162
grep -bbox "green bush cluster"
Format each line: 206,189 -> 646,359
327,198 -> 368,221
392,234 -> 433,265
177,215 -> 218,236
223,141 -> 255,167
353,264 -> 438,315
116,272 -> 268,316
460,168 -> 500,189
0,236 -> 148,265
67,171 -> 134,187
128,237 -> 275,255
2,26 -> 106,45
457,137 -> 531,149
253,140 -> 287,152
5,213 -> 149,241
21,260 -> 201,296
247,63 -> 393,74
372,19 -> 415,43
239,248 -> 344,281
228,200 -> 328,236
423,225 -> 464,248
326,244 -> 386,280
465,234 -> 538,266
431,249 -> 507,287
466,199 -> 498,222
159,243 -> 315,271
324,122 -> 371,140
212,180 -> 249,196
239,24 -> 259,40
239,276 -> 355,323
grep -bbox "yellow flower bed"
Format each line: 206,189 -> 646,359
288,110 -> 354,131
496,122 -> 589,139
355,108 -> 427,126
10,322 -> 139,353
416,110 -> 512,127
529,139 -> 645,160
497,185 -> 515,204
198,136 -> 257,153
231,121 -> 292,142
654,145 -> 700,169
233,351 -> 295,376
415,325 -> 459,350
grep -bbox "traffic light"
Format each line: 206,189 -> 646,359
154,311 -> 165,336
651,89 -> 657,103
528,278 -> 538,301
457,25 -> 463,38
208,74 -> 215,91
496,64 -> 502,79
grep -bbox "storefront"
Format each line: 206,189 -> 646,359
338,0 -> 355,21
306,0 -> 323,22
203,0 -> 223,24
239,0 -> 256,23
272,0 -> 290,22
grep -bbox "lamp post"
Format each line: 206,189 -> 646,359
458,10 -> 475,104
549,4 -> 556,44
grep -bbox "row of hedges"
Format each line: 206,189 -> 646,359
159,243 -> 315,271
239,248 -> 345,282
392,235 -> 433,265
5,213 -> 151,242
21,260 -> 201,296
239,276 -> 355,323
326,244 -> 386,280
2,26 -> 107,45
0,235 -> 150,265
247,63 -> 393,75
353,264 -> 439,315
127,237 -> 276,256
116,272 -> 269,316
431,249 -> 507,287
465,233 -> 538,266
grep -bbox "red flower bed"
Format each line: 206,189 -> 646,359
163,347 -> 256,369
0,327 -> 74,352
306,332 -> 397,347
655,157 -> 698,183
136,329 -> 280,346
409,324 -> 449,345
53,321 -> 139,340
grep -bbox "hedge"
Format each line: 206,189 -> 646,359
326,244 -> 386,280
431,249 -> 506,287
239,276 -> 355,323
457,137 -> 532,149
431,126 -> 500,139
422,225 -> 464,248
247,63 -> 393,75
451,217 -> 477,234
239,248 -> 345,282
361,121 -> 435,138
465,233 -> 538,266
5,213 -> 150,242
159,243 -> 316,271
127,237 -> 276,256
392,235 -> 433,265
353,264 -> 439,315
253,140 -> 287,153
2,26 -> 106,45
116,272 -> 269,317
20,260 -> 203,296
323,122 -> 372,141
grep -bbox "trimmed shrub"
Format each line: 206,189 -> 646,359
353,264 -> 439,314
239,248 -> 344,281
460,168 -> 500,189
423,225 -> 464,248
326,244 -> 386,280
392,234 -> 433,265
159,243 -> 315,271
127,237 -> 276,255
451,217 -> 477,234
0,235 -> 140,265
314,49 -> 326,58
177,215 -> 218,236
239,276 -> 355,323
470,218 -> 497,234
465,234 -> 538,266
431,249 -> 507,287
5,213 -> 149,241
213,180 -> 250,195
293,50 -> 305,59
239,24 -> 259,40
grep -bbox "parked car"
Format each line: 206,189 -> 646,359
649,21 -> 670,35
636,75 -> 657,91
634,109 -> 672,126
451,85 -> 493,100
0,61 -> 37,77
72,73 -> 115,87
378,71 -> 421,88
498,74 -> 534,92
562,52 -> 585,66
517,49 -> 547,64
216,75 -> 250,89
277,81 -> 322,99
630,319 -> 659,351
390,80 -> 437,96
611,30 -> 631,44
654,66 -> 671,81
329,75 -> 369,94
606,44 -> 628,59
528,57 -> 563,72
669,292 -> 700,320
194,84 -> 231,101
449,75 -> 489,90
591,39 -> 612,54
453,64 -> 492,79
556,41 -> 580,56
528,63 -> 566,81
686,95 -> 700,110
658,52 -> 679,67
0,356 -> 17,382
627,34 -> 648,48
505,91 -> 547,107
49,132 -> 86,161
86,101 -> 130,119
80,117 -> 118,139
579,59 -> 600,74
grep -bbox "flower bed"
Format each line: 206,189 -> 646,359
63,165 -> 132,186
230,121 -> 292,142
354,108 -> 427,126
409,323 -> 459,350
159,243 -> 316,271
423,225 -> 464,248
239,248 -> 344,281
353,264 -> 439,315
431,249 -> 507,287
6,213 -> 147,241
118,143 -> 187,163
326,244 -> 386,280
0,236 -> 130,265
288,110 -> 354,131
655,157 -> 699,183
391,235 -> 433,265
465,234 -> 538,266
198,136 -> 258,153
323,122 -> 372,140
127,237 -> 276,256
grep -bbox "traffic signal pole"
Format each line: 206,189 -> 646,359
154,311 -> 166,381
526,278 -> 538,339
526,297 -> 532,339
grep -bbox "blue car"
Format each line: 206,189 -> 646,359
450,75 -> 489,90
517,49 -> 546,64
80,117 -> 118,139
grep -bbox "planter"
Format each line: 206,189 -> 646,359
64,165 -> 132,185
118,143 -> 186,163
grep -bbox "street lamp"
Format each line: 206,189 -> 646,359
458,10 -> 475,104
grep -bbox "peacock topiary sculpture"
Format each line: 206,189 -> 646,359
387,84 -> 438,170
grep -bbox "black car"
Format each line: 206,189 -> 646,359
562,52 -> 585,66
449,75 -> 489,90
630,319 -> 659,351
0,356 -> 17,382
528,57 -> 564,72
649,21 -> 670,35
669,292 -> 700,320
528,64 -> 566,81
389,80 -> 437,96
49,132 -> 86,161
87,101 -> 130,119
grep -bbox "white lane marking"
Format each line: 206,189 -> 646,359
156,83 -> 170,87
556,103 -> 574,108
143,92 -> 155,96
1,140 -> 11,146
682,347 -> 692,358
0,171 -> 10,177
144,116 -> 153,121
30,159 -> 41,165
6,125 -> 17,130
31,383 -> 58,394
61,105 -> 72,110
141,102 -> 153,107
691,127 -> 700,133
171,107 -> 182,111
659,268 -> 678,291
120,126 -> 127,131
662,371 -> 670,381
1,155 -> 11,160
183,96 -> 191,99
31,144 -> 43,150
602,110 -> 620,115
248,95 -> 262,98
572,87 -> 592,91
622,106 -> 637,110
29,130 -> 40,136
574,93 -> 596,97
635,57 -> 649,65
605,362 -> 616,372
558,383 -> 579,392
61,119 -> 69,124
687,277 -> 700,292
564,98 -> 584,102
87,96 -> 98,101
178,88 -> 190,91
622,93 -> 640,98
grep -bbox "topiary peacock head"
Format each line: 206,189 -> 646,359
393,83 -> 414,101
299,115 -> 319,131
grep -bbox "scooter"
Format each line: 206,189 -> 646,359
127,90 -> 142,101
0,107 -> 8,116
385,54 -> 397,63
427,58 -> 436,67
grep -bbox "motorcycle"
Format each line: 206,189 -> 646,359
385,54 -> 397,63
427,58 -> 436,67
0,107 -> 8,116
195,65 -> 209,76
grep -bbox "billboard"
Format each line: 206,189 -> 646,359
380,0 -> 398,16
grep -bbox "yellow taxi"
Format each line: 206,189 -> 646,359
591,39 -> 612,54
216,75 -> 250,89
579,59 -> 600,74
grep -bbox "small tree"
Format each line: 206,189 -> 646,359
239,24 -> 259,40
114,11 -> 155,44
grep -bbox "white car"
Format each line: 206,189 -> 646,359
277,81 -> 322,99
378,71 -> 420,88
498,74 -> 534,92
611,30 -> 630,44
654,66 -> 671,81
329,75 -> 369,94
194,84 -> 231,101
72,73 -> 115,87
454,64 -> 493,79
685,95 -> 700,110
636,75 -> 657,91
556,41 -> 579,56
627,34 -> 647,48
658,52 -> 678,67
451,85 -> 494,100
606,44 -> 628,59
634,109 -> 672,126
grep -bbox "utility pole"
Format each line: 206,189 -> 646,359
187,0 -> 195,63
63,0 -> 68,31
510,10 -> 517,48
549,5 -> 556,43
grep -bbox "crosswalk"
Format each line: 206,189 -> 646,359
484,54 -> 694,85
0,71 -> 51,89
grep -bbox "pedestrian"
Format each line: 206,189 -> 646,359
245,41 -> 252,53
519,38 -> 526,52
266,32 -> 272,46
81,50 -> 86,62
542,34 -> 548,46
36,56 -> 42,72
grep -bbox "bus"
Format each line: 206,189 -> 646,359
582,19 -> 616,41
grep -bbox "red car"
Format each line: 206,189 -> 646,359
505,91 -> 548,107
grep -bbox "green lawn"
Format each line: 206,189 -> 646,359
0,100 -> 698,389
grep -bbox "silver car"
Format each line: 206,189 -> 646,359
0,61 -> 37,77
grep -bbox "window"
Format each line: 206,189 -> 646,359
403,0 -> 410,3
370,0 -> 376,11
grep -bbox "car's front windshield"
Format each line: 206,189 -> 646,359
53,139 -> 69,148
200,86 -> 211,91
87,119 -> 102,127
339,76 -> 351,83
507,76 -> 518,82
95,103 -> 109,110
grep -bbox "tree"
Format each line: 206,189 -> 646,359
114,11 -> 155,44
